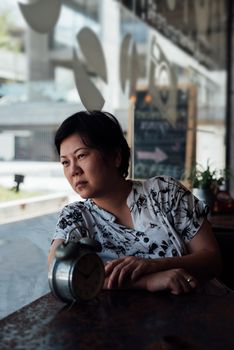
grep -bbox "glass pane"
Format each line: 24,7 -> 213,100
0,0 -> 228,318
117,1 -> 227,179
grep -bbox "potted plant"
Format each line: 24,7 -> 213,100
182,161 -> 227,210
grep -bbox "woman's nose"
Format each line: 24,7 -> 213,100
70,161 -> 82,176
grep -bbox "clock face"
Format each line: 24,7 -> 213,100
72,252 -> 104,300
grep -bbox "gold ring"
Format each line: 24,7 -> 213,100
187,276 -> 193,283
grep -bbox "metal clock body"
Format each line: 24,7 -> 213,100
48,226 -> 105,303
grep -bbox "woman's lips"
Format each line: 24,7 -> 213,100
75,181 -> 87,189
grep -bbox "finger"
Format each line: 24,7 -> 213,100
185,276 -> 197,290
108,259 -> 136,289
105,258 -> 124,276
168,272 -> 192,295
107,262 -> 127,289
103,277 -> 109,289
181,277 -> 193,293
170,279 -> 186,295
118,261 -> 137,287
131,262 -> 147,281
176,275 -> 196,294
131,259 -> 152,281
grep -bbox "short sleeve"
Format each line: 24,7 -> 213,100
164,177 -> 208,242
52,202 -> 88,242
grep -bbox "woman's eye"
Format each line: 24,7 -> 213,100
61,160 -> 69,167
77,153 -> 86,160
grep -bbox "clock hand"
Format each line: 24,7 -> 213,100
76,268 -> 89,279
86,265 -> 100,278
77,265 -> 99,279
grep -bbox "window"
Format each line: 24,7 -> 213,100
0,0 -> 229,318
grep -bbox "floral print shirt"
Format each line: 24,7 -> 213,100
53,176 -> 207,262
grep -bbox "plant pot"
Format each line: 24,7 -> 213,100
192,188 -> 216,211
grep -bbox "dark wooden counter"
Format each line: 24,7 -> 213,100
209,214 -> 234,289
1,288 -> 234,350
210,214 -> 234,233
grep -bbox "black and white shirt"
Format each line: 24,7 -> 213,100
53,176 -> 207,262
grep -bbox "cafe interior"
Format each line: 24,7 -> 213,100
0,0 -> 234,349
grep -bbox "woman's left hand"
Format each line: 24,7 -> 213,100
105,256 -> 154,289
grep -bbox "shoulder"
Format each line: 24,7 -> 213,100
60,200 -> 87,216
130,176 -> 185,196
142,176 -> 194,212
57,200 -> 90,229
141,176 -> 185,193
54,200 -> 98,241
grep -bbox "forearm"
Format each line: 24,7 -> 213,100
143,249 -> 222,281
103,275 -> 147,290
48,239 -> 64,270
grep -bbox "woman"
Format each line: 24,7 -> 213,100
48,110 -> 222,295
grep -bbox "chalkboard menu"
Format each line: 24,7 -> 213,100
132,88 -> 196,180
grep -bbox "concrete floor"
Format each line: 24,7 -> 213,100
0,212 -> 59,319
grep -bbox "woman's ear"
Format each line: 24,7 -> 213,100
114,150 -> 122,168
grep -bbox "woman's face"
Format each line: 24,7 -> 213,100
60,133 -> 121,199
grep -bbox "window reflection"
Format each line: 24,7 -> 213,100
0,0 -> 228,213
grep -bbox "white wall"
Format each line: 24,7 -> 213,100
0,133 -> 14,160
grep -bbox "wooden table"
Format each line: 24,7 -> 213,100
210,214 -> 234,233
209,214 -> 234,288
1,288 -> 234,350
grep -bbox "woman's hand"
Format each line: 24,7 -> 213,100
105,256 -> 157,289
104,265 -> 198,295
142,268 -> 198,295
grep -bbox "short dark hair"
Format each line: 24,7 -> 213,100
55,110 -> 131,178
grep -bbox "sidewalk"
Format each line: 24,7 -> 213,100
0,212 -> 59,319
0,161 -> 81,319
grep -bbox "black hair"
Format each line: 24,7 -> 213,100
54,110 -> 131,178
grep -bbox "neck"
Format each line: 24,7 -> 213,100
92,178 -> 132,213
92,178 -> 134,228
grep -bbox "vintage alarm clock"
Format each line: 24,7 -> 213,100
48,225 -> 105,303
